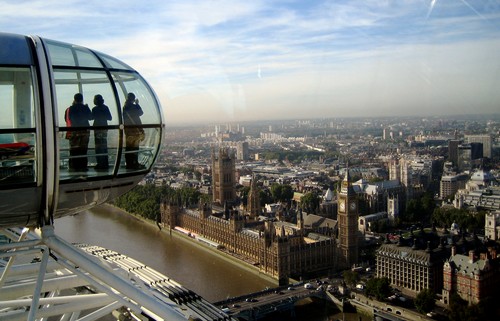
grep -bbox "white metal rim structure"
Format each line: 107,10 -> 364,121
0,227 -> 232,321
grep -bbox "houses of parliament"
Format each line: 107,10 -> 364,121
160,148 -> 359,284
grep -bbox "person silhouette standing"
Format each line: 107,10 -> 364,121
122,93 -> 145,170
68,93 -> 92,171
92,94 -> 112,170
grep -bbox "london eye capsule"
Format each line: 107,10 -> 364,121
0,33 -> 164,228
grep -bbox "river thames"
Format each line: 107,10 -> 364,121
54,204 -> 369,321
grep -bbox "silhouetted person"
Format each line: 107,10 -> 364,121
67,93 -> 92,171
122,93 -> 145,169
92,94 -> 112,170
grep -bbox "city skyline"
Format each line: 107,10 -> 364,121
2,0 -> 500,125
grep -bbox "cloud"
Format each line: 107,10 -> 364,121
1,0 -> 500,124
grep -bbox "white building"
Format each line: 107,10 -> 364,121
485,211 -> 500,241
358,212 -> 388,234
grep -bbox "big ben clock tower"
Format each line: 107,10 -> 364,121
337,167 -> 359,269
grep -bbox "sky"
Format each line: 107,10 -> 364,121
1,0 -> 500,125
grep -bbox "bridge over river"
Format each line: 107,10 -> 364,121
213,281 -> 350,320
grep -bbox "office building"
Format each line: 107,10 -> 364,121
440,174 -> 468,199
236,141 -> 249,161
442,247 -> 500,305
464,134 -> 492,158
376,233 -> 448,295
448,140 -> 460,167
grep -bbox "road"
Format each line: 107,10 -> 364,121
217,280 -> 333,315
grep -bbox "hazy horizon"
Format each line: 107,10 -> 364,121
166,112 -> 500,128
2,1 -> 500,125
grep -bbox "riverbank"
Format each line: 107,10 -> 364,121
102,203 -> 279,286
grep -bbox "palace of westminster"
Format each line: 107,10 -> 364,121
161,148 -> 360,285
160,145 -> 500,306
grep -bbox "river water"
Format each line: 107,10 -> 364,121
54,205 -> 369,320
54,204 -> 274,302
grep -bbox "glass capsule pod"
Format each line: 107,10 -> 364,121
0,33 -> 164,227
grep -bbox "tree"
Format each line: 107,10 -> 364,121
342,270 -> 359,288
281,184 -> 294,203
414,288 -> 436,314
370,220 -> 389,233
270,183 -> 283,202
199,193 -> 212,205
264,151 -> 280,161
270,183 -> 294,203
368,176 -> 384,183
447,293 -> 498,321
400,193 -> 436,225
365,277 -> 391,301
448,293 -> 480,321
259,190 -> 273,207
177,187 -> 200,206
113,184 -> 203,220
239,186 -> 251,206
421,192 -> 436,221
432,207 -> 486,232
403,199 -> 422,223
300,192 -> 320,213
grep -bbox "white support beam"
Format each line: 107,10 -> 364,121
41,226 -> 187,321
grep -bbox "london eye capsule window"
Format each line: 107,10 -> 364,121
54,69 -> 120,178
44,39 -> 162,179
111,72 -> 162,173
0,67 -> 37,186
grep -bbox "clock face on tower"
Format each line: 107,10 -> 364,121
339,199 -> 346,212
350,202 -> 356,211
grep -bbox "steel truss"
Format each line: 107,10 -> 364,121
0,226 -> 231,321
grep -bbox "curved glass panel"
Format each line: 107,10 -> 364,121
45,38 -> 163,182
95,51 -> 133,70
45,40 -> 102,68
117,127 -> 161,175
112,72 -> 161,124
54,69 -> 119,177
54,70 -> 119,127
112,72 -> 162,172
0,67 -> 36,185
59,128 -> 120,179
